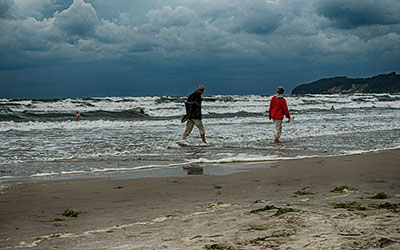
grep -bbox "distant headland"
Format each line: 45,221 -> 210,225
292,72 -> 400,94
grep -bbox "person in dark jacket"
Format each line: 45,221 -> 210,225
183,85 -> 206,143
269,86 -> 290,143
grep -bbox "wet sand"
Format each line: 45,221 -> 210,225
1,149 -> 399,249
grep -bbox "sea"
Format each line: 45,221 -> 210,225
1,93 -> 399,186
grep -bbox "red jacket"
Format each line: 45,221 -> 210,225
269,95 -> 290,120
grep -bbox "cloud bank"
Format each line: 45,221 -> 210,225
0,0 -> 399,98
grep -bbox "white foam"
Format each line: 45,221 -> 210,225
30,172 -> 58,177
0,119 -> 179,132
0,175 -> 14,179
186,154 -> 321,164
1,94 -> 400,178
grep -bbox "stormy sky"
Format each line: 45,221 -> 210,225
0,0 -> 399,98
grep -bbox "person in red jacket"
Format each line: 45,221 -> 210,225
269,86 -> 290,143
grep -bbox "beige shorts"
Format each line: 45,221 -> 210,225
184,119 -> 205,136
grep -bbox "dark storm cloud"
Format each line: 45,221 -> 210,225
54,0 -> 99,37
317,0 -> 400,29
0,0 -> 399,98
232,3 -> 283,35
239,13 -> 282,35
40,0 -> 74,19
0,0 -> 13,18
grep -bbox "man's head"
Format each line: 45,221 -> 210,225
277,86 -> 285,95
196,85 -> 205,95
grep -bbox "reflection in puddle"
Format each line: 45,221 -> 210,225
183,165 -> 204,175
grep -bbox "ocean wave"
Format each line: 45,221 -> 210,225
83,109 -> 149,120
205,111 -> 263,118
0,108 -> 150,122
1,94 -> 400,122
155,96 -> 186,104
1,94 -> 399,180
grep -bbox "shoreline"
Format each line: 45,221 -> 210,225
2,147 -> 400,188
1,149 -> 399,249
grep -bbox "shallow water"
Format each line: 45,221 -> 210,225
1,93 -> 399,183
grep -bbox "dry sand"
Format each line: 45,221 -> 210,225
1,149 -> 400,249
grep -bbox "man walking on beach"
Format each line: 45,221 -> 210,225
269,86 -> 291,143
182,85 -> 206,143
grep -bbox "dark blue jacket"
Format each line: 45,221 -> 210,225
185,91 -> 202,119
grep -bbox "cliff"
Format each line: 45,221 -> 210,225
291,72 -> 400,94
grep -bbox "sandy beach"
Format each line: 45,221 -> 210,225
1,149 -> 399,249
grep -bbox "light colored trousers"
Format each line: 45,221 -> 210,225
184,119 -> 205,136
273,119 -> 283,140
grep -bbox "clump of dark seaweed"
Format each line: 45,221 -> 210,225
331,202 -> 367,211
253,199 -> 267,204
368,192 -> 389,199
62,209 -> 82,217
331,186 -> 357,193
250,205 -> 278,214
274,207 -> 296,216
50,218 -> 65,222
369,202 -> 400,211
294,190 -> 314,195
250,232 -> 292,244
250,205 -> 297,216
166,180 -> 183,184
204,243 -> 234,250
248,225 -> 267,231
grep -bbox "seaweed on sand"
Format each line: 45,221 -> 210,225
331,186 -> 358,193
250,205 -> 297,216
369,202 -> 400,211
294,190 -> 314,195
368,192 -> 389,199
62,209 -> 82,217
273,207 -> 297,216
250,232 -> 292,244
50,218 -> 65,222
250,205 -> 278,214
253,199 -> 267,204
331,202 -> 367,211
204,243 -> 234,250
166,180 -> 183,184
204,201 -> 224,208
248,225 -> 267,231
